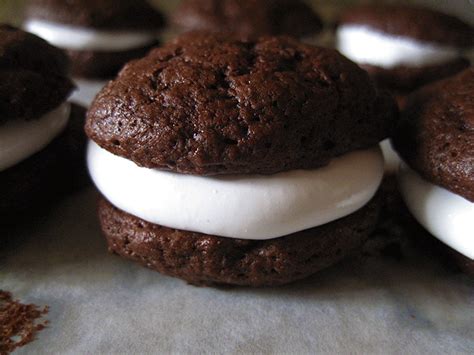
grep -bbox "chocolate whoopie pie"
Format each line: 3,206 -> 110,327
86,33 -> 397,287
23,0 -> 165,79
336,5 -> 473,104
0,25 -> 87,222
393,68 -> 474,276
172,0 -> 322,40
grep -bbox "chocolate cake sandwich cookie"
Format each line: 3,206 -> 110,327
336,4 -> 473,173
171,0 -> 322,41
0,25 -> 87,222
336,5 -> 473,102
393,68 -> 474,276
86,33 -> 397,286
24,0 -> 165,80
24,0 -> 165,106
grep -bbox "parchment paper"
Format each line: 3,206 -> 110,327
2,2 -> 474,352
1,188 -> 473,354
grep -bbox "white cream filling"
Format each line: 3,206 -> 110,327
70,78 -> 108,107
337,25 -> 460,68
24,19 -> 158,51
399,163 -> 474,260
88,141 -> 384,240
380,139 -> 400,173
0,103 -> 70,172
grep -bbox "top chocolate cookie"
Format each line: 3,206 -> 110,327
0,25 -> 73,122
86,33 -> 396,176
24,0 -> 165,30
172,0 -> 322,39
339,5 -> 474,48
394,68 -> 474,202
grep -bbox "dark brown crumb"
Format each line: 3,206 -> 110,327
0,291 -> 49,354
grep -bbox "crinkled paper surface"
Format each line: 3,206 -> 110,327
1,189 -> 473,354
1,1 -> 474,351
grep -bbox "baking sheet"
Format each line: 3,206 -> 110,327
1,188 -> 473,354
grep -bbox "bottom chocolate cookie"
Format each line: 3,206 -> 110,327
98,195 -> 382,287
374,180 -> 474,278
362,57 -> 470,101
0,104 -> 88,224
67,43 -> 159,79
413,229 -> 474,278
448,249 -> 474,277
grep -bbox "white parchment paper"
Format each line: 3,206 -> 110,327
1,189 -> 473,354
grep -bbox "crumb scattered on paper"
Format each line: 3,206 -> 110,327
0,290 -> 49,354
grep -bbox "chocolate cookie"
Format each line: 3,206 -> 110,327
86,33 -> 396,175
1,26 -> 88,224
99,195 -> 381,287
24,0 -> 165,30
0,104 -> 88,223
0,24 -> 73,122
448,249 -> 474,277
338,5 -> 474,48
336,5 -> 474,105
172,0 -> 322,39
66,44 -> 159,80
393,67 -> 474,202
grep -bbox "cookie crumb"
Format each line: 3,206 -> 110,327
0,290 -> 49,354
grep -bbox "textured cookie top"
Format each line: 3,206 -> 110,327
25,0 -> 165,30
338,5 -> 474,48
394,68 -> 474,202
0,25 -> 73,122
172,0 -> 322,39
86,33 -> 396,176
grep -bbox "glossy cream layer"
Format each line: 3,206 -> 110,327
380,139 -> 400,173
70,78 -> 108,107
24,19 -> 157,51
0,103 -> 70,172
88,142 -> 384,240
337,25 -> 460,68
399,164 -> 474,260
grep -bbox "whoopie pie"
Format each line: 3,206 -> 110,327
394,67 -> 474,276
86,33 -> 397,286
0,25 -> 87,222
24,0 -> 165,79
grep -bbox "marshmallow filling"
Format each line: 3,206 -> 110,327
337,25 -> 460,69
25,19 -> 158,52
0,102 -> 70,172
88,141 -> 384,240
399,163 -> 474,260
